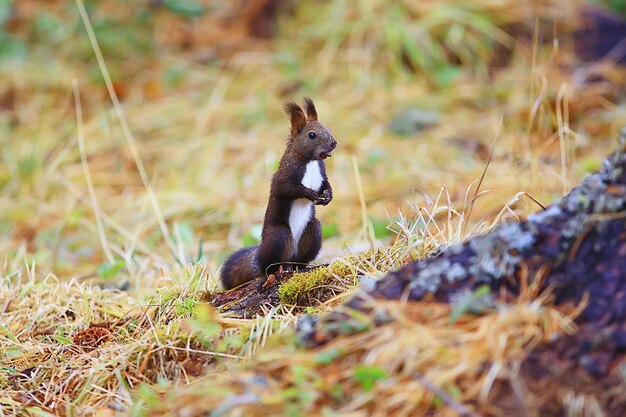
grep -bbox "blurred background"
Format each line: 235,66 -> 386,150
1,0 -> 625,293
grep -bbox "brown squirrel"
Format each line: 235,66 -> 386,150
220,98 -> 337,290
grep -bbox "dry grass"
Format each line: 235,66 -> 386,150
1,0 -> 625,415
0,264 -> 298,415
140,290 -> 580,417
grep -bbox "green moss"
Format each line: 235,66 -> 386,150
278,250 -> 385,305
278,267 -> 334,305
277,240 -> 441,306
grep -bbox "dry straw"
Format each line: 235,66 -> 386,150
0,0 -> 623,415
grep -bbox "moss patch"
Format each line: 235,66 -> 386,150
278,250 -> 389,305
278,236 -> 441,306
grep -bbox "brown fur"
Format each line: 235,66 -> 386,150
220,98 -> 337,290
220,246 -> 260,289
303,97 -> 317,121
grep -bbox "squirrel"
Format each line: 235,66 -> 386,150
220,97 -> 337,290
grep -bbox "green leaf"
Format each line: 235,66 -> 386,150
176,298 -> 197,316
0,324 -> 17,342
34,12 -> 63,42
353,365 -> 388,391
369,216 -> 393,239
0,366 -> 16,374
97,259 -> 125,279
176,221 -> 195,246
17,154 -> 39,180
217,334 -> 244,351
314,349 -> 342,365
433,384 -> 463,407
322,222 -> 338,239
65,208 -> 85,226
51,335 -> 73,345
189,303 -> 222,341
609,0 -> 626,13
137,383 -> 159,407
5,347 -> 23,357
434,65 -> 461,87
163,0 -> 205,18
401,30 -> 427,72
581,156 -> 601,173
447,384 -> 462,398
242,224 -> 263,246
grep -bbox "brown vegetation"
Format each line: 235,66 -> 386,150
2,0 -> 626,416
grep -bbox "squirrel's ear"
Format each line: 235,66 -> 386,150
303,97 -> 317,121
284,101 -> 307,135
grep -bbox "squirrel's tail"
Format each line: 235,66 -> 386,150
220,246 -> 261,290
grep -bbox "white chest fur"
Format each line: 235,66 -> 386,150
289,161 -> 323,255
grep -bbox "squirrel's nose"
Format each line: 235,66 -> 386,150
330,139 -> 337,149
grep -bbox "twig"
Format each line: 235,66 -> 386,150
75,0 -> 176,259
73,80 -> 115,264
462,116 -> 502,237
31,328 -> 55,337
352,155 -> 375,250
2,299 -> 10,314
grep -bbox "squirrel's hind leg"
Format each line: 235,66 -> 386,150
294,217 -> 322,267
257,224 -> 295,276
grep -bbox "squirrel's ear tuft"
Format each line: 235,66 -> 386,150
303,97 -> 317,121
284,101 -> 307,135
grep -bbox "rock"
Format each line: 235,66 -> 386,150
299,129 -> 626,415
388,108 -> 440,136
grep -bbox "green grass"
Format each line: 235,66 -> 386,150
0,0 -> 624,415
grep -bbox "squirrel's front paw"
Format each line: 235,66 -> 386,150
314,189 -> 332,206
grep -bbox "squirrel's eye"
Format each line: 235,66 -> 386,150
308,131 -> 317,139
